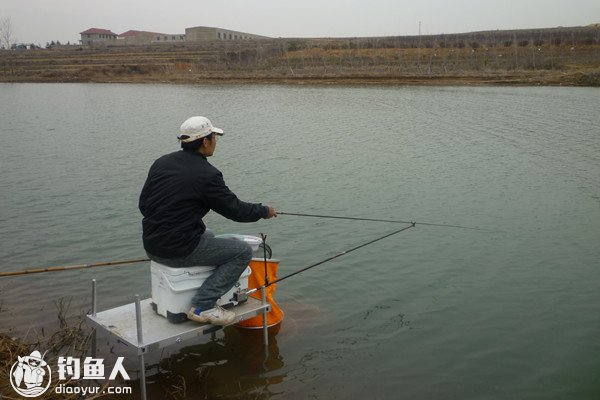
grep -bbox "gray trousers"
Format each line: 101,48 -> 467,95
149,230 -> 252,310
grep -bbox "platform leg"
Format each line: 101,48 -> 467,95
261,287 -> 268,355
91,279 -> 97,358
135,295 -> 147,400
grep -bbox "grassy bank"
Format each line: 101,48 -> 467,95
0,299 -> 105,399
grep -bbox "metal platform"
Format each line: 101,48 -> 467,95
87,297 -> 270,355
85,279 -> 271,400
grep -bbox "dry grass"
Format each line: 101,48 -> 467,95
0,298 -> 111,399
0,37 -> 599,86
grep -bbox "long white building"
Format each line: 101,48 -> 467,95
185,26 -> 268,41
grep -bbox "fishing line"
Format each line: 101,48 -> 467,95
248,222 -> 416,294
278,211 -> 484,230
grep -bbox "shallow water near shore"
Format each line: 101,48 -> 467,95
1,83 -> 599,399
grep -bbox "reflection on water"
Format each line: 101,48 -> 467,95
149,327 -> 285,399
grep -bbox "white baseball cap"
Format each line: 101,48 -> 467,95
178,116 -> 224,143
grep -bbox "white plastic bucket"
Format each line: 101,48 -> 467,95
150,261 -> 251,323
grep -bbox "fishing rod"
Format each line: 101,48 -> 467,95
278,211 -> 483,230
247,222 -> 416,294
1,211 -> 476,278
0,257 -> 150,278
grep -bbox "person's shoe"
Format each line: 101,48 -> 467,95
187,305 -> 235,325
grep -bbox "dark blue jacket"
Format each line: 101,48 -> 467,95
139,150 -> 268,258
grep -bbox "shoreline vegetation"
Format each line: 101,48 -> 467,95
0,299 -> 110,400
1,25 -> 599,86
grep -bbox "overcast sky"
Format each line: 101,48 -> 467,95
2,0 -> 599,45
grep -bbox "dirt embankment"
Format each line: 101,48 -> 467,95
1,33 -> 599,86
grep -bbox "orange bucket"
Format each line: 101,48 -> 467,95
236,258 -> 284,329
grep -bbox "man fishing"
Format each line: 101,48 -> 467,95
139,116 -> 277,325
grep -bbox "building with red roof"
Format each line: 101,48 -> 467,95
80,28 -> 117,45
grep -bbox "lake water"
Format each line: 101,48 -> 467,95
0,83 -> 599,399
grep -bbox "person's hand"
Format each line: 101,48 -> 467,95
265,205 -> 277,219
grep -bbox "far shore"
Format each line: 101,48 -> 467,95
2,29 -> 599,87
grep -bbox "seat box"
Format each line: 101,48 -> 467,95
151,261 -> 251,323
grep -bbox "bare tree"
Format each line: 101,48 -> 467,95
0,16 -> 14,49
